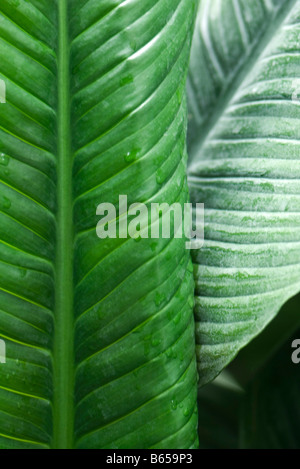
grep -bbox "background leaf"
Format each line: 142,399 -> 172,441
187,0 -> 293,148
188,0 -> 300,386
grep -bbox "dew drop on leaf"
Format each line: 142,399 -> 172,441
0,153 -> 9,166
156,168 -> 167,185
170,399 -> 178,411
124,148 -> 141,163
150,242 -> 158,252
120,75 -> 134,86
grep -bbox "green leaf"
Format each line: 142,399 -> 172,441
240,330 -> 300,449
0,0 -> 198,449
188,0 -> 300,386
187,0 -> 292,147
230,292 -> 300,386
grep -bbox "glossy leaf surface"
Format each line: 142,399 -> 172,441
0,0 -> 198,449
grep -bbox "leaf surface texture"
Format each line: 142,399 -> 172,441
188,0 -> 300,386
0,0 -> 198,449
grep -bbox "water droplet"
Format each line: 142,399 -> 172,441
124,148 -> 141,163
155,292 -> 166,307
150,242 -> 157,252
171,399 -> 178,411
151,337 -> 161,347
154,156 -> 166,170
120,74 -> 134,86
0,153 -> 9,166
156,168 -> 167,185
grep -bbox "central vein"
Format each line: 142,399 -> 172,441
53,0 -> 74,449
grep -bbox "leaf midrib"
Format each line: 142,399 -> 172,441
188,0 -> 298,166
52,0 -> 74,450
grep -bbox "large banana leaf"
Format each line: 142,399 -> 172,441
0,0 -> 198,449
188,0 -> 300,386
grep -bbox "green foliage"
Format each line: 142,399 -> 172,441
188,0 -> 300,386
195,297 -> 300,449
0,0 -> 198,449
0,0 -> 299,450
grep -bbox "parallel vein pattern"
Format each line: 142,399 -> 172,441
187,0 -> 292,150
0,0 -> 56,449
70,0 -> 199,449
188,1 -> 300,386
0,0 -> 199,449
